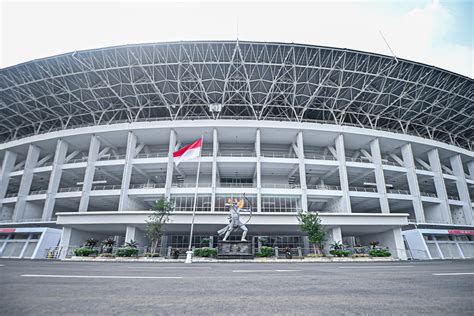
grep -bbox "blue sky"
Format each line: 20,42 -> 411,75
1,0 -> 473,77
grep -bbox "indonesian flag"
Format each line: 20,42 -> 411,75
173,138 -> 203,166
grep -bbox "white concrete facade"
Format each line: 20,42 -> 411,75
1,120 -> 473,260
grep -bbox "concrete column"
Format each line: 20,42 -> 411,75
401,143 -> 425,222
255,129 -> 262,212
324,226 -> 342,253
13,145 -> 41,221
165,130 -> 177,198
58,227 -> 72,259
78,135 -> 101,212
360,227 -> 407,260
450,155 -> 472,224
370,138 -> 389,213
297,131 -> 308,212
125,225 -> 137,243
118,131 -> 137,211
427,148 -> 451,224
211,128 -> 218,212
335,134 -> 351,213
467,161 -> 474,180
42,139 -> 68,220
0,151 -> 17,209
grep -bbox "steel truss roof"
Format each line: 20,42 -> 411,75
0,41 -> 472,149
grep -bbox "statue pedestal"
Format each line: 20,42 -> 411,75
217,240 -> 254,259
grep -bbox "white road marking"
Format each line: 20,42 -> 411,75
432,272 -> 474,276
21,274 -> 183,279
338,265 -> 415,269
0,264 -> 4,267
233,269 -> 300,273
127,266 -> 212,269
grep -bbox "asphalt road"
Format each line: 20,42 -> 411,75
0,259 -> 473,315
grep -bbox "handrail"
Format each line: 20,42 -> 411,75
420,192 -> 437,198
262,183 -> 301,189
304,154 -> 336,161
135,153 -> 168,158
91,184 -> 122,191
129,183 -> 165,189
346,157 -> 373,163
349,186 -> 377,193
29,189 -> 47,195
307,184 -> 341,190
261,152 -> 297,158
386,188 -> 410,195
218,152 -> 256,157
97,154 -> 126,161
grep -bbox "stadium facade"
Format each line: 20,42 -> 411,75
0,41 -> 473,260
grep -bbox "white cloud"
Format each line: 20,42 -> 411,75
0,0 -> 472,77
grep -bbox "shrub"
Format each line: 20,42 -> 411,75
307,253 -> 326,257
255,246 -> 274,257
116,247 -> 139,257
369,249 -> 391,257
194,247 -> 217,258
200,238 -> 210,247
145,252 -> 161,257
98,253 -> 115,258
74,247 -> 98,257
329,249 -> 351,257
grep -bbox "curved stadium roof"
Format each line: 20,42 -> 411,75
0,41 -> 472,150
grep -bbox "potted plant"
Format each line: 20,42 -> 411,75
370,241 -> 380,249
283,246 -> 292,259
171,249 -> 180,259
102,237 -> 115,254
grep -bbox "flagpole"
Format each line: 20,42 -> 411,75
185,135 -> 203,263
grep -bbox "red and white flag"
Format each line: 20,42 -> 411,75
173,138 -> 203,166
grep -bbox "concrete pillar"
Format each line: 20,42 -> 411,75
0,151 -> 17,212
335,134 -> 351,213
360,227 -> 407,260
42,139 -> 68,220
297,131 -> 308,212
370,138 -> 389,213
165,130 -> 177,198
427,148 -> 451,224
125,225 -> 146,247
324,226 -> 342,253
401,143 -> 425,222
118,131 -> 137,211
58,227 -> 72,259
79,135 -> 101,212
467,161 -> 474,180
211,128 -> 218,212
450,155 -> 472,224
13,145 -> 41,221
255,129 -> 262,212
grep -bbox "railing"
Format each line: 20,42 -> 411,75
420,192 -> 437,198
58,186 -> 82,193
307,184 -> 341,190
219,183 -> 256,188
408,219 -> 450,224
5,193 -> 18,198
386,188 -> 410,195
218,152 -> 256,157
448,195 -> 460,201
349,186 -> 377,193
0,218 -> 48,223
304,154 -> 336,161
346,157 -> 372,163
261,152 -> 297,158
129,183 -> 166,189
91,184 -> 122,191
29,189 -> 47,195
262,183 -> 301,189
67,157 -> 88,164
172,183 -> 212,188
135,152 -> 168,159
97,154 -> 126,161
381,160 -> 402,166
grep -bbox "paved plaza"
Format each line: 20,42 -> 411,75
0,259 -> 473,315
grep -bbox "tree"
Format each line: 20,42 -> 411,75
146,198 -> 174,253
297,211 -> 326,255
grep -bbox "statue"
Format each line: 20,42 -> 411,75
217,195 -> 252,241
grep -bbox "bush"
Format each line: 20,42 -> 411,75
255,246 -> 274,257
194,247 -> 217,258
200,238 -> 210,247
369,249 -> 391,257
116,247 -> 139,257
329,249 -> 351,257
98,253 -> 115,258
74,247 -> 98,257
145,252 -> 161,257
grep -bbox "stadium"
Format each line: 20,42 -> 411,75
0,41 -> 472,260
